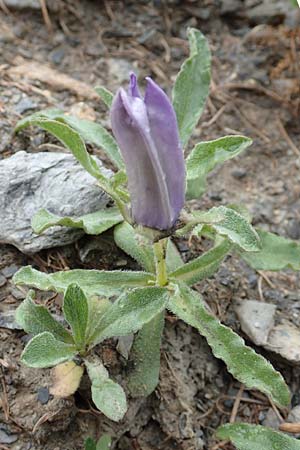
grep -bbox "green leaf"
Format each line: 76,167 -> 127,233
216,423 -> 300,450
169,239 -> 232,285
114,222 -> 156,273
86,297 -> 111,344
89,287 -> 169,345
21,332 -> 77,368
240,229 -> 300,270
95,86 -> 114,108
85,438 -> 96,450
63,284 -> 89,348
85,359 -> 127,422
114,222 -> 182,273
172,28 -> 211,147
32,207 -> 123,236
15,290 -> 73,344
13,266 -> 155,298
168,283 -> 290,407
15,109 -> 123,169
186,136 -> 252,200
192,206 -> 260,252
128,311 -> 164,397
97,435 -> 112,450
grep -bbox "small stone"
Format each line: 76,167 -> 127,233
14,96 -> 36,114
0,311 -> 22,330
49,47 -> 65,65
234,299 -> 276,345
37,387 -> 50,405
10,286 -> 26,300
231,168 -> 247,179
262,408 -> 281,429
0,425 -> 18,444
287,405 -> 300,423
0,274 -> 6,287
1,264 -> 19,278
209,192 -> 223,201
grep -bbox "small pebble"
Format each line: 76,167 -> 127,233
0,274 -> 6,287
37,387 -> 50,405
231,168 -> 247,179
1,264 -> 19,278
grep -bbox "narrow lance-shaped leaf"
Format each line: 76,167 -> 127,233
186,136 -> 252,200
216,423 -> 300,450
21,332 -> 77,368
15,108 -> 123,169
192,206 -> 260,252
32,207 -> 123,236
239,229 -> 300,270
95,86 -> 114,108
168,283 -> 290,407
85,359 -> 127,422
172,27 -> 211,146
128,311 -> 165,397
170,239 -> 232,285
89,287 -> 169,346
63,284 -> 89,348
15,290 -> 73,344
13,266 -> 156,298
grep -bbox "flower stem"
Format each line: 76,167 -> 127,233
153,239 -> 168,286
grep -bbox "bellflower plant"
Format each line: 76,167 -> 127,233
13,28 -> 300,448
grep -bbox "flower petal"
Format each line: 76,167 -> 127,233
110,88 -> 173,229
144,77 -> 185,221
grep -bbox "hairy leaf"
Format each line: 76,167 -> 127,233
13,266 -> 155,297
240,229 -> 300,270
21,332 -> 77,368
89,287 -> 169,345
172,28 -> 211,146
15,109 -> 123,169
97,435 -> 112,450
86,297 -> 111,344
168,284 -> 290,407
192,206 -> 260,251
86,359 -> 127,421
170,240 -> 232,285
216,423 -> 300,450
128,311 -> 165,397
85,438 -> 96,450
95,86 -> 114,108
15,291 -> 73,343
186,136 -> 252,199
114,222 -> 182,273
63,284 -> 88,348
32,207 -> 123,235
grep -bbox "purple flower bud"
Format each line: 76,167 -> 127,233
110,73 -> 185,230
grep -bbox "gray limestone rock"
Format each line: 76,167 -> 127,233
0,151 -> 111,253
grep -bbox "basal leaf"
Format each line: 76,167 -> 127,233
86,297 -> 111,344
13,266 -> 155,298
32,207 -> 123,236
21,332 -> 77,368
89,287 -> 169,345
168,283 -> 290,407
63,284 -> 88,348
172,28 -> 211,146
192,206 -> 260,252
170,239 -> 232,285
85,359 -> 127,422
95,86 -> 114,108
15,290 -> 73,344
186,136 -> 252,199
240,229 -> 300,270
97,435 -> 112,450
15,108 -> 123,169
114,223 -> 182,273
85,438 -> 97,450
216,423 -> 300,450
128,311 -> 165,397
50,360 -> 84,397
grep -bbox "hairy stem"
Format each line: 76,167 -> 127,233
153,239 -> 168,286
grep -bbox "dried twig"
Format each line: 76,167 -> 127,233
230,384 -> 244,423
39,0 -> 52,32
277,116 -> 300,157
